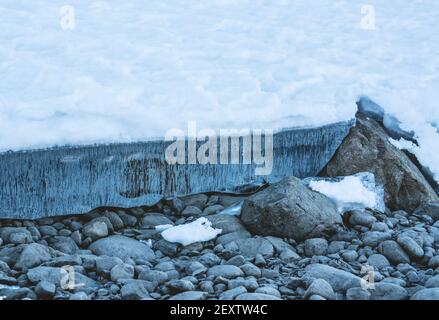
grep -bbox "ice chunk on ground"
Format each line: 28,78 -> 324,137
218,202 -> 243,217
308,173 -> 385,213
161,217 -> 222,246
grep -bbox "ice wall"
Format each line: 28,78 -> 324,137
0,121 -> 353,219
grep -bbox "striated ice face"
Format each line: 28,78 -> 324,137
307,172 -> 386,213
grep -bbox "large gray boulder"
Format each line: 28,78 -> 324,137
14,243 -> 52,270
89,235 -> 155,262
241,177 -> 342,241
321,113 -> 438,212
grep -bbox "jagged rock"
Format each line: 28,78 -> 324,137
89,235 -> 155,262
241,177 -> 342,241
321,113 -> 438,212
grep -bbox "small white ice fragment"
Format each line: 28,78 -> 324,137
308,172 -> 385,213
161,217 -> 222,246
218,202 -> 243,216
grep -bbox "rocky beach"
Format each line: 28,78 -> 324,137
1,111 -> 439,301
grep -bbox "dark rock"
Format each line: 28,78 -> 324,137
181,194 -> 208,209
304,279 -> 335,300
203,205 -> 224,216
181,206 -> 203,217
241,177 -> 342,241
219,286 -> 247,300
367,254 -> 390,269
166,279 -> 195,293
50,236 -> 79,255
397,236 -> 424,260
207,215 -> 247,234
154,239 -> 179,257
304,238 -> 328,257
321,113 -> 438,212
82,221 -> 108,240
413,202 -> 439,221
346,287 -> 371,300
110,263 -> 135,282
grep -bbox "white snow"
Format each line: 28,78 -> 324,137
1,1 -> 439,182
309,172 -> 385,213
160,217 -> 222,246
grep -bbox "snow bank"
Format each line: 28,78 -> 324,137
308,173 -> 385,213
160,217 -> 222,246
1,1 -> 439,183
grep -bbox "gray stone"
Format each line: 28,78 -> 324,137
199,253 -> 221,267
235,293 -> 282,300
411,288 -> 439,300
39,226 -> 58,237
103,211 -> 125,230
348,210 -> 377,227
342,250 -> 358,262
139,269 -> 168,284
166,279 -> 195,293
279,249 -> 300,262
226,255 -> 246,267
241,177 -> 342,241
154,239 -> 179,257
141,213 -> 173,228
397,236 -> 424,260
118,212 -> 138,227
35,280 -> 56,299
121,281 -> 151,300
346,287 -> 371,300
304,279 -> 335,300
0,227 -> 32,244
234,238 -> 274,258
321,113 -> 439,212
186,261 -> 207,275
425,275 -> 439,288
181,206 -> 203,217
207,215 -> 247,234
241,263 -> 261,278
89,235 -> 155,262
304,264 -> 362,292
69,292 -> 90,300
203,205 -> 224,216
110,263 -> 135,282
228,278 -> 259,291
327,241 -> 346,254
169,291 -> 207,300
181,194 -> 209,209
96,256 -> 123,276
27,266 -> 98,291
14,243 -> 52,270
362,231 -> 392,248
255,286 -> 281,298
216,231 -> 251,245
83,221 -> 108,240
207,265 -> 244,279
219,286 -> 247,300
304,238 -> 328,257
50,236 -> 79,254
378,240 -> 410,265
367,254 -> 390,269
370,283 -> 408,300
